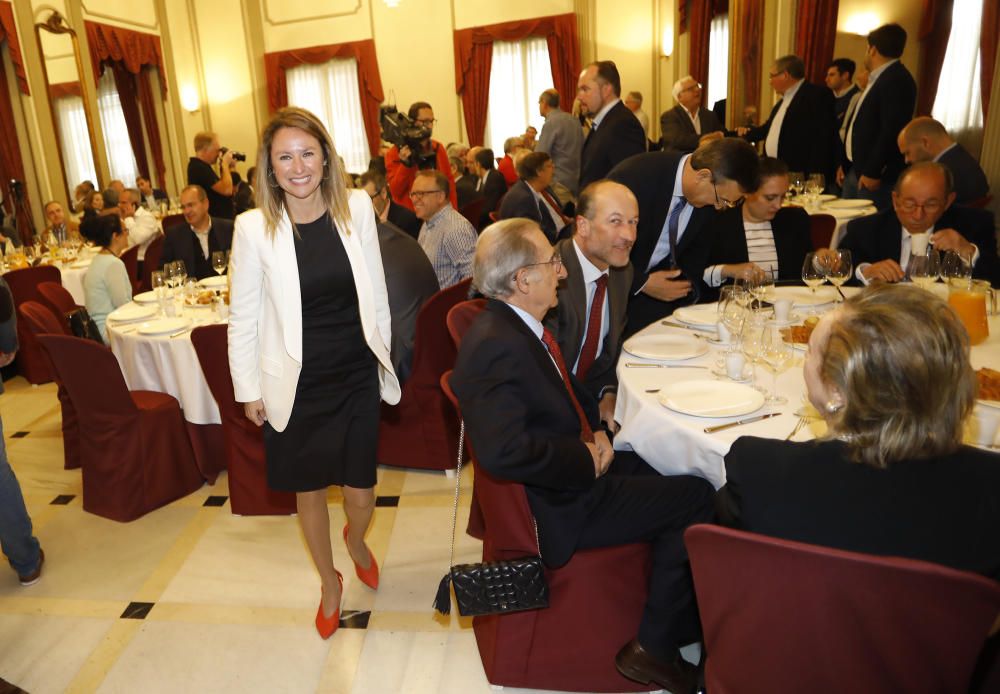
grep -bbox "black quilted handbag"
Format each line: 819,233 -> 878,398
432,421 -> 549,617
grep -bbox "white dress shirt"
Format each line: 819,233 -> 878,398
125,206 -> 160,261
646,154 -> 694,272
570,238 -> 610,371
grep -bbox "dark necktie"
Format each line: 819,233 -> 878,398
541,328 -> 595,443
537,196 -> 557,241
666,196 -> 687,268
575,274 -> 608,381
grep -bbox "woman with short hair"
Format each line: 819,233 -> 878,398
79,214 -> 131,342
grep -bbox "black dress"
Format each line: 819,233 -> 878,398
263,213 -> 380,492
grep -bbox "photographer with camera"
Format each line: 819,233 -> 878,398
187,131 -> 243,220
384,102 -> 457,211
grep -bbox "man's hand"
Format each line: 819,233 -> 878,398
931,228 -> 975,257
642,269 -> 692,302
243,399 -> 267,426
735,126 -> 750,137
593,430 -> 614,477
598,392 -> 618,434
0,351 -> 15,367
835,166 -> 845,186
862,259 -> 905,283
858,175 -> 881,191
220,149 -> 235,171
722,262 -> 764,282
398,145 -> 413,165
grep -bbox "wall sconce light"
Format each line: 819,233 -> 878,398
842,12 -> 880,36
661,26 -> 674,57
384,0 -> 401,7
180,84 -> 200,113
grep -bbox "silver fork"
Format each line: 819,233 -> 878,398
785,416 -> 807,441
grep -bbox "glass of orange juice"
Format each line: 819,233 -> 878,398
948,282 -> 990,345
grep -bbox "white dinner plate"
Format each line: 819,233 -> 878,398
70,259 -> 92,269
108,304 -> 158,324
137,317 -> 190,336
198,275 -> 227,288
769,285 -> 836,307
659,380 -> 765,418
132,290 -> 160,304
672,303 -> 719,328
824,198 -> 872,210
978,399 -> 1000,410
623,333 -> 709,361
824,207 -> 872,220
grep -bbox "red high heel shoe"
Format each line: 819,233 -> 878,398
315,570 -> 344,639
343,525 -> 379,590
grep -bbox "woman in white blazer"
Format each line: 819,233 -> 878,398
228,107 -> 400,639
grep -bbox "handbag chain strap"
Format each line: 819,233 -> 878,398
446,419 -> 542,569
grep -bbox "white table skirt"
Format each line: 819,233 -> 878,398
613,286 -> 1000,489
106,304 -> 224,425
61,264 -> 88,305
793,197 -> 878,248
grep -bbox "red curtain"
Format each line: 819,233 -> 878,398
49,82 -> 82,99
0,2 -> 29,95
688,0 -> 713,88
454,13 -> 580,147
111,63 -> 151,185
982,0 -> 999,118
0,49 -> 32,242
84,21 -> 166,95
736,0 -> 765,127
264,40 -> 385,157
137,69 -> 166,188
916,0 -> 953,116
794,0 -> 840,84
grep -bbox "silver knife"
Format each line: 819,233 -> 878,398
704,412 -> 781,433
625,362 -> 709,369
660,320 -> 715,336
169,328 -> 192,338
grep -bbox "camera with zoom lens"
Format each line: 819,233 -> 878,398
379,105 -> 436,169
219,147 -> 247,162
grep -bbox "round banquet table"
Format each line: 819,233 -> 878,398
106,300 -> 227,482
612,284 -> 1000,489
788,196 -> 878,248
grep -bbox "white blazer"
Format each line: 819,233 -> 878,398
228,189 -> 401,432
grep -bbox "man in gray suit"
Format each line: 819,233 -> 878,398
545,180 -> 636,433
536,88 -> 584,203
660,76 -> 724,153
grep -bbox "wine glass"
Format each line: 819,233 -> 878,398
740,311 -> 767,393
718,286 -> 747,351
163,262 -> 179,295
760,322 -> 793,406
211,250 -> 229,276
941,249 -> 972,288
908,250 -> 940,291
826,250 -> 852,300
802,252 -> 826,296
174,260 -> 188,287
788,171 -> 805,199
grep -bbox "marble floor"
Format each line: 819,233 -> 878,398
0,378 -> 666,694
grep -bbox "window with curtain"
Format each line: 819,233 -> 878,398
96,69 -> 138,186
485,37 -> 551,153
932,0 -> 984,133
286,58 -> 370,174
706,14 -> 729,111
54,96 -> 98,189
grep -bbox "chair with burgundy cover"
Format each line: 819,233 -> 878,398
375,277 -> 471,472
4,265 -> 62,384
685,524 -> 1000,694
36,334 -> 203,521
190,325 -> 296,516
37,281 -> 80,334
440,369 -> 652,692
459,197 -> 485,230
119,244 -> 140,292
17,301 -> 80,470
809,213 -> 836,249
139,234 -> 165,293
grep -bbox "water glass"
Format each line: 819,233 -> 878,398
211,250 -> 229,276
826,250 -> 852,299
760,322 -> 793,405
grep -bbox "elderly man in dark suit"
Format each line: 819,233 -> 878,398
577,61 -> 646,190
451,218 -> 714,693
739,55 -> 837,183
838,162 -> 999,285
838,23 -> 917,209
498,151 -> 570,242
609,138 -> 761,335
660,76 -> 725,153
545,180 -> 636,435
159,185 -> 234,280
897,117 -> 989,206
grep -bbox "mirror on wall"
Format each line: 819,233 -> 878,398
34,10 -> 101,206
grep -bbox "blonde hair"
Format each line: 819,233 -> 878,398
819,284 -> 976,468
254,107 -> 351,238
193,131 -> 216,152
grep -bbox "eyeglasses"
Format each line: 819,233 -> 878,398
409,189 -> 444,200
516,254 -> 563,277
713,182 -> 742,209
897,200 -> 944,213
415,118 -> 437,126
680,83 -> 702,94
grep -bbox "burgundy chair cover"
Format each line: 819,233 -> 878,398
4,265 -> 61,384
140,234 -> 164,293
459,198 -> 485,229
17,302 -> 80,470
119,245 -> 140,291
809,213 -> 836,249
685,524 -> 1000,694
445,298 -> 487,348
37,335 -> 203,521
375,277 -> 472,471
37,281 -> 79,335
440,370 -> 652,692
190,325 -> 295,516
161,213 -> 184,231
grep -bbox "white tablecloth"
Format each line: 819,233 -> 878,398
613,288 -> 1000,489
61,263 -> 88,304
793,197 -> 878,248
106,304 -> 224,425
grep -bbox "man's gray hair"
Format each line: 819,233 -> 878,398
672,76 -> 696,101
474,219 -> 544,299
626,91 -> 643,104
539,89 -> 560,108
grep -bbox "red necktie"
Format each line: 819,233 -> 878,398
575,274 -> 608,381
541,328 -> 595,443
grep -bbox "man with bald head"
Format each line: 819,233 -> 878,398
545,180 -> 637,432
897,117 -> 989,205
838,161 -> 999,285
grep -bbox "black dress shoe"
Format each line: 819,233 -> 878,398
615,638 -> 697,694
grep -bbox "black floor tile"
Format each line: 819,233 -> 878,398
375,496 -> 399,508
50,495 -> 75,505
121,602 -> 155,620
203,496 -> 228,507
340,610 -> 370,629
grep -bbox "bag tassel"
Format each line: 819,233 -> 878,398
433,572 -> 452,615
